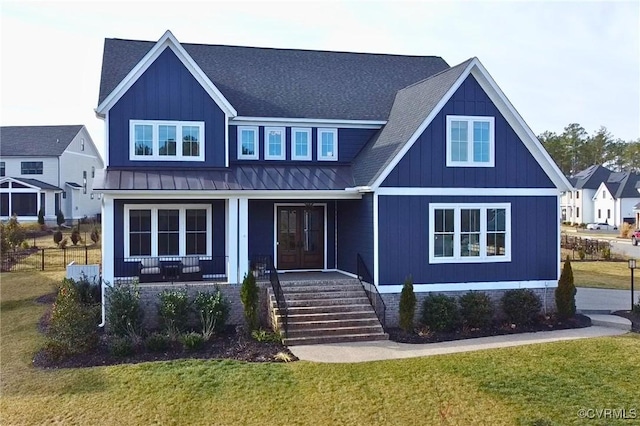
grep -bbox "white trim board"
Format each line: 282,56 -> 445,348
98,190 -> 363,199
376,187 -> 560,196
230,116 -> 386,129
96,30 -> 236,117
377,280 -> 558,293
370,58 -> 572,192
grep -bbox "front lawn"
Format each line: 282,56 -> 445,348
571,261 -> 631,290
1,271 -> 639,425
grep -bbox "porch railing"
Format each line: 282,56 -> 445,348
357,253 -> 386,329
114,255 -> 228,284
252,254 -> 288,335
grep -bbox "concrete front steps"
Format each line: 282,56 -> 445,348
268,277 -> 388,346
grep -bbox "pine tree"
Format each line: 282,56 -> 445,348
556,257 -> 577,319
399,275 -> 416,332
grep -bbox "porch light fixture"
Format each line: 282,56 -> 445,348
629,259 -> 636,311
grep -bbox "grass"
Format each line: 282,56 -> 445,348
2,271 -> 640,425
571,260 -> 631,290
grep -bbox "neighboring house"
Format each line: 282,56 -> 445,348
0,125 -> 104,223
561,165 -> 613,224
561,165 -> 640,227
94,31 -> 570,327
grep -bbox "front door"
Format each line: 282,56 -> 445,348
277,206 -> 324,270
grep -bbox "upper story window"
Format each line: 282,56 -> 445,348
446,116 -> 495,167
81,138 -> 85,151
21,161 -> 43,175
83,171 -> 87,194
292,128 -> 312,161
237,126 -> 258,160
429,203 -> 511,264
317,128 -> 338,161
576,192 -> 579,199
264,127 -> 285,160
91,166 -> 95,178
129,120 -> 205,162
0,162 -> 5,177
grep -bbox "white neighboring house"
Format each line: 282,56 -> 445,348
592,171 -> 640,228
561,165 -> 613,225
0,125 -> 104,223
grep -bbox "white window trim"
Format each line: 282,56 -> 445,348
291,127 -> 312,161
317,128 -> 338,161
264,126 -> 286,160
428,203 -> 511,264
445,115 -> 495,168
237,126 -> 259,160
123,204 -> 212,258
129,120 -> 205,162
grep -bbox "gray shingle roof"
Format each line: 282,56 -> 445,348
99,38 -> 449,120
606,171 -> 640,199
94,164 -> 355,191
569,165 -> 614,190
352,59 -> 473,186
0,125 -> 83,157
0,177 -> 62,191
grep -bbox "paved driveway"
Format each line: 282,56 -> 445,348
576,287 -> 636,312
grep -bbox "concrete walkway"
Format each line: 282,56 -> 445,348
576,287 -> 635,313
289,324 -> 628,363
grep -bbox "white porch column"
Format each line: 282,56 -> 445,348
101,196 -> 115,285
238,197 -> 249,280
227,198 -> 239,284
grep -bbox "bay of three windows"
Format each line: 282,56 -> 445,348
238,126 -> 338,161
130,120 -> 204,161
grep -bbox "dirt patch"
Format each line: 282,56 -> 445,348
388,314 -> 592,344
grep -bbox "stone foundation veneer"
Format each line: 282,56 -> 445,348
381,287 -> 557,329
105,282 -> 271,332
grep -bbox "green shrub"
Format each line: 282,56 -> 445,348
193,289 -> 229,340
240,271 -> 260,330
145,332 -> 171,352
37,209 -> 45,225
106,283 -> 143,337
69,275 -> 101,305
53,229 -> 63,246
556,257 -> 577,320
0,223 -> 8,254
56,211 -> 65,227
4,215 -> 25,251
90,226 -> 100,244
501,289 -> 542,325
251,328 -> 282,343
70,227 -> 81,246
108,335 -> 134,357
44,279 -> 100,359
59,237 -> 68,249
578,248 -> 586,260
459,291 -> 494,329
398,275 -> 416,332
420,294 -> 460,332
181,332 -> 205,351
158,289 -> 190,336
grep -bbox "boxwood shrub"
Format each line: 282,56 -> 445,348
420,294 -> 460,332
459,291 -> 494,329
501,289 -> 542,325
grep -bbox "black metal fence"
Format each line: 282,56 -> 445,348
1,246 -> 102,272
560,234 -> 616,261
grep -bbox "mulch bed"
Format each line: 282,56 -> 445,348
388,314 -> 592,344
32,294 -> 297,369
612,310 -> 640,332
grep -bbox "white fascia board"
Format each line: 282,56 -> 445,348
0,177 -> 47,191
230,116 -> 386,129
96,190 -> 363,200
370,60 -> 475,189
376,187 -> 560,196
468,61 -> 572,192
96,30 -> 237,117
69,126 -> 104,167
377,280 -> 558,293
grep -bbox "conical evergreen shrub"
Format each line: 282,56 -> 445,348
555,256 -> 577,319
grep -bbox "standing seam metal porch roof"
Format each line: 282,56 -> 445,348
93,165 -> 355,192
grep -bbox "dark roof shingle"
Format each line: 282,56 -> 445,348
0,125 -> 83,157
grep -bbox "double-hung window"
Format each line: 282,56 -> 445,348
130,120 -> 205,161
124,204 -> 212,258
237,126 -> 258,160
446,116 -> 495,167
264,127 -> 285,160
429,203 -> 510,263
21,161 -> 43,175
317,128 -> 338,161
292,128 -> 311,160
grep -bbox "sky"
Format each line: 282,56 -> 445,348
1,0 -> 639,160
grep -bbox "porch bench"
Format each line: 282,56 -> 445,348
138,258 -> 162,283
181,256 -> 203,281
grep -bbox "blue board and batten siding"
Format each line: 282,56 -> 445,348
382,75 -> 555,189
113,199 -> 226,276
337,195 -> 374,276
108,48 -> 226,168
377,195 -> 558,285
229,127 -> 376,163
